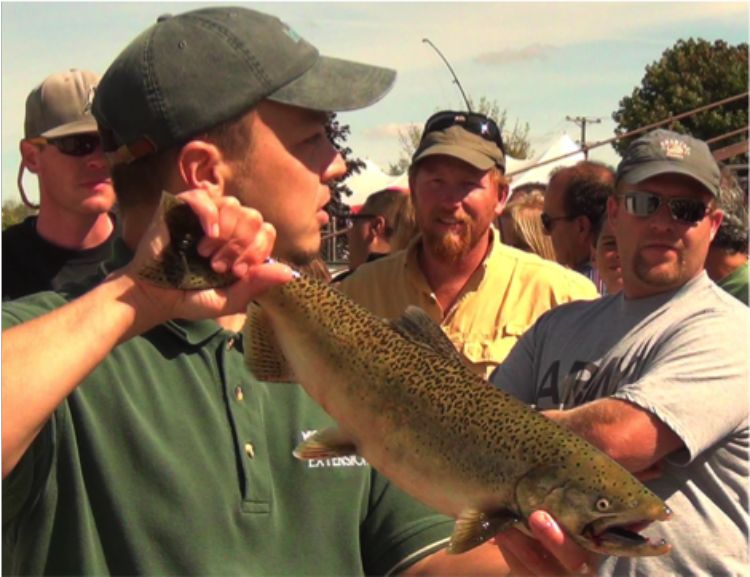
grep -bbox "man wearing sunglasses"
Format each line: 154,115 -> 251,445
340,110 -> 598,378
492,128 -> 748,576
542,162 -> 614,294
3,69 -> 117,300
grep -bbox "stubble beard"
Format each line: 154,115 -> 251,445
632,250 -> 686,289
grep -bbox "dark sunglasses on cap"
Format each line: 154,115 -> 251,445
423,110 -> 506,153
30,133 -> 101,157
619,191 -> 709,224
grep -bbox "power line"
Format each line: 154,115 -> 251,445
565,116 -> 604,158
506,91 -> 749,178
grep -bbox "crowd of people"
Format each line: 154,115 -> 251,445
2,5 -> 748,577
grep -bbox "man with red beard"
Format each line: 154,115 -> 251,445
340,110 -> 598,378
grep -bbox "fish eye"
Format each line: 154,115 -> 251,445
595,498 -> 610,511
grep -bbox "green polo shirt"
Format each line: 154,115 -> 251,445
3,242 -> 453,576
717,262 -> 749,305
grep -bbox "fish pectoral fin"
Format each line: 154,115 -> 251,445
390,307 -> 465,365
447,508 -> 520,555
243,303 -> 294,382
293,427 -> 359,460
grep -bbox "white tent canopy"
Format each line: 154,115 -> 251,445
506,134 -> 585,193
342,160 -> 404,208
342,134 -> 585,207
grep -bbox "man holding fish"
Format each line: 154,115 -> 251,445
2,6 -> 589,576
492,129 -> 749,575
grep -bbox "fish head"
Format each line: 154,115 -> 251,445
516,464 -> 672,557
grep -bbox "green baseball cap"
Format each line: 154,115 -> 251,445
616,128 -> 720,197
24,69 -> 99,139
412,125 -> 505,172
93,6 -> 396,165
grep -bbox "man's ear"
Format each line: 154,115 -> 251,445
495,182 -> 510,217
19,140 -> 41,174
708,209 -> 724,242
370,215 -> 386,238
176,140 -> 227,198
578,215 -> 592,239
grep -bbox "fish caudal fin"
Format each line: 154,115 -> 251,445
244,303 -> 294,382
293,427 -> 359,460
448,508 -> 520,555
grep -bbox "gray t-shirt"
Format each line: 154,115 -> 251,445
491,272 -> 749,576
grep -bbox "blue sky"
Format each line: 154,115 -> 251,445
2,1 -> 748,204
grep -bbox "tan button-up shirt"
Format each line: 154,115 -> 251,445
338,229 -> 599,378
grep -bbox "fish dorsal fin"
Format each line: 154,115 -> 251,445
448,508 -> 520,554
389,306 -> 464,364
243,302 -> 295,382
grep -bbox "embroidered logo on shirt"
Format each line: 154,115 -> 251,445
299,430 -> 368,469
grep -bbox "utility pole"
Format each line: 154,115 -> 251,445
566,116 -> 603,159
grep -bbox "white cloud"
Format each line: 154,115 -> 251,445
362,122 -> 418,140
475,44 -> 556,66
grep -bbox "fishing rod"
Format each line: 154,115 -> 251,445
422,38 -> 472,112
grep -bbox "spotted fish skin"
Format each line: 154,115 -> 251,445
137,192 -> 236,290
245,274 -> 673,558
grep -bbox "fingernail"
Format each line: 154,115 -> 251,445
233,262 -> 248,278
536,511 -> 554,530
576,562 -> 591,575
211,223 -> 219,238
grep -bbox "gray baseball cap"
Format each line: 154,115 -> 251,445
24,69 -> 99,139
93,6 -> 396,165
616,128 -> 720,197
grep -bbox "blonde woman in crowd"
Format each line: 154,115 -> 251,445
497,190 -> 556,261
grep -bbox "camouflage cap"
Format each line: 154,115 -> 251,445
24,69 -> 99,139
616,128 -> 720,197
93,6 -> 396,165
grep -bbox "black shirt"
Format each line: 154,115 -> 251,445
2,214 -> 119,301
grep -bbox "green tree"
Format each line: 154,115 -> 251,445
612,38 -> 748,156
387,97 -> 533,176
325,113 -> 364,214
322,113 -> 364,263
2,199 -> 36,230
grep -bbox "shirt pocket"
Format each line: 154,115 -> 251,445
451,321 -> 530,379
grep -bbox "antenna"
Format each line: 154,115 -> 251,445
422,38 -> 472,112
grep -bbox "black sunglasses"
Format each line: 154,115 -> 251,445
540,212 -> 576,233
31,133 -> 101,157
619,191 -> 709,224
423,111 -> 506,153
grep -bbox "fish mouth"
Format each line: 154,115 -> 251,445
582,518 -> 671,557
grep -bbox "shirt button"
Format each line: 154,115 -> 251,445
244,442 -> 255,459
235,386 -> 244,401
